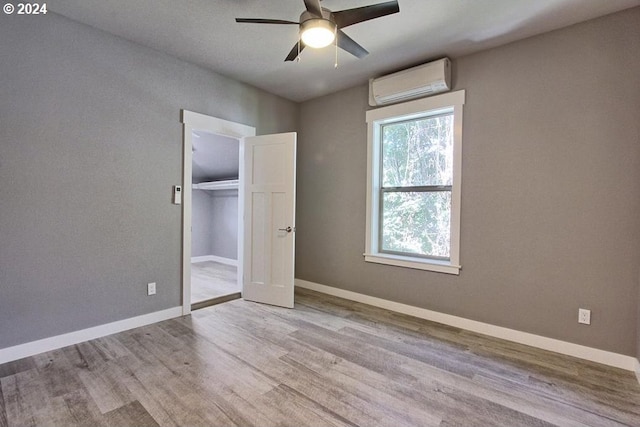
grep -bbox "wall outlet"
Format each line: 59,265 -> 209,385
578,308 -> 591,325
147,282 -> 156,296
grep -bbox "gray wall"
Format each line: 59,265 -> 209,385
296,8 -> 640,356
191,189 -> 238,260
0,12 -> 297,349
191,190 -> 213,257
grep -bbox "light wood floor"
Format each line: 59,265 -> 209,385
191,261 -> 238,304
1,288 -> 639,426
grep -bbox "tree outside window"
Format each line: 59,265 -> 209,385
381,114 -> 453,260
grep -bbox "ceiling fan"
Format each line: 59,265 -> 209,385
236,0 -> 400,62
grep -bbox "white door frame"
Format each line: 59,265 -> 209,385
181,110 -> 256,315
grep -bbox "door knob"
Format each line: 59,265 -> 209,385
278,226 -> 293,233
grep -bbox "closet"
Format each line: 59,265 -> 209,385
190,131 -> 240,307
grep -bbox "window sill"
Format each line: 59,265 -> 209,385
364,253 -> 461,275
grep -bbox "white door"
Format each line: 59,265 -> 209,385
241,132 -> 296,308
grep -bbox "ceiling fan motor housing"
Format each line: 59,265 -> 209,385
299,10 -> 337,48
299,8 -> 333,23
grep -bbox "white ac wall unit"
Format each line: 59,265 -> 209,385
369,58 -> 451,106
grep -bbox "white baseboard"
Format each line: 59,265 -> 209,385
0,306 -> 182,365
191,255 -> 238,266
635,358 -> 640,384
295,279 -> 637,372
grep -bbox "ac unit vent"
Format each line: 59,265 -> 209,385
369,58 -> 451,106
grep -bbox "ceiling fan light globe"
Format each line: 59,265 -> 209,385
300,19 -> 335,48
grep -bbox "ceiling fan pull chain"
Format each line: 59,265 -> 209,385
297,38 -> 301,62
334,27 -> 338,68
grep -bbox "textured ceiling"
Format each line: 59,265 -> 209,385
49,0 -> 640,102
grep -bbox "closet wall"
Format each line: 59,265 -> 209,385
192,188 -> 238,260
209,189 -> 238,260
192,190 -> 214,257
191,133 -> 239,262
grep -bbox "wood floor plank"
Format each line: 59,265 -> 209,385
1,370 -> 43,426
127,363 -> 218,426
465,333 -> 582,376
131,328 -> 275,425
154,322 -> 280,399
120,325 -> 277,425
343,323 -> 533,386
285,327 -> 562,427
1,288 -> 639,426
288,322 -> 422,385
191,261 -> 238,303
281,341 -> 444,426
434,382 -> 557,427
202,386 -> 280,427
0,359 -> 36,380
338,325 -> 506,380
268,356 -> 400,426
30,395 -> 78,427
76,364 -> 135,414
185,316 -> 390,425
61,390 -> 107,427
472,373 -> 638,427
62,343 -> 103,372
180,311 -> 291,365
32,350 -> 85,399
112,364 -> 186,427
297,289 -> 640,425
258,295 -> 360,333
284,337 -> 534,427
103,400 -> 159,427
196,298 -> 299,337
256,384 -> 356,427
0,380 -> 8,427
401,355 -> 620,427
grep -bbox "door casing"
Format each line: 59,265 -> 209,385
181,110 -> 256,315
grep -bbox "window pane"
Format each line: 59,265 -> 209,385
381,191 -> 451,259
382,114 -> 453,187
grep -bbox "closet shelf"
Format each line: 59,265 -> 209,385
192,179 -> 239,191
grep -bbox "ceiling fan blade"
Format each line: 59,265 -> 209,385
235,18 -> 299,25
337,30 -> 369,58
285,41 -> 307,61
303,0 -> 323,17
333,0 -> 400,29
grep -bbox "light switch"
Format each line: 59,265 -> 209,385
173,185 -> 182,205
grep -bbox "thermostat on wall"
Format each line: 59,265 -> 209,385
173,185 -> 182,205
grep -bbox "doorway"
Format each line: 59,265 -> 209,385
190,131 -> 240,309
181,111 -> 256,315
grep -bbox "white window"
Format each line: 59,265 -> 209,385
365,90 -> 465,275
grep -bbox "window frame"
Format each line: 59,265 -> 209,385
365,90 -> 465,275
